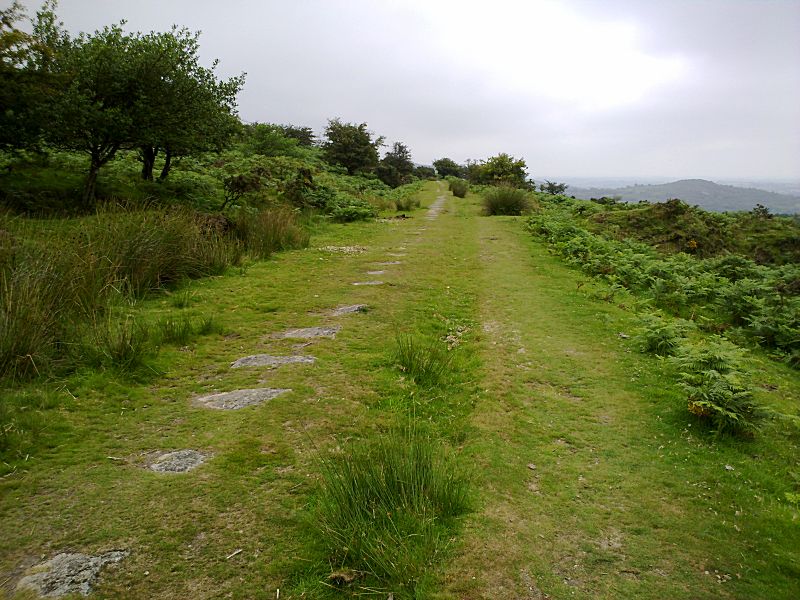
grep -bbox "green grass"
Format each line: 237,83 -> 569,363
0,182 -> 797,599
394,333 -> 455,387
482,185 -> 530,215
312,424 -> 470,597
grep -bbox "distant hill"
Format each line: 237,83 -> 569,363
566,178 -> 800,214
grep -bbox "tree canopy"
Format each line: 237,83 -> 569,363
432,157 -> 464,179
469,153 -> 529,187
1,2 -> 245,204
377,141 -> 414,188
322,119 -> 383,175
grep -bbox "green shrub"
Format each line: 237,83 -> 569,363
483,185 -> 529,215
634,313 -> 692,356
449,178 -> 468,198
328,192 -> 376,222
314,425 -> 470,594
395,334 -> 454,387
670,337 -> 765,435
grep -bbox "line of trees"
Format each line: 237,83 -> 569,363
432,154 -> 568,194
1,1 -> 244,205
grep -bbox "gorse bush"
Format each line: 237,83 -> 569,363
395,334 -> 454,387
314,425 -> 470,595
670,337 -> 764,435
448,178 -> 468,198
483,185 -> 529,215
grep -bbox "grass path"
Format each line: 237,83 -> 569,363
1,183 -> 798,599
442,211 -> 799,599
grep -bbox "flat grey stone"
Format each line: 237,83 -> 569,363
149,450 -> 208,473
366,270 -> 385,275
386,253 -> 406,257
273,326 -> 340,339
231,354 -> 316,369
330,304 -> 368,316
195,388 -> 291,410
17,551 -> 128,597
376,261 -> 401,266
352,281 -> 384,286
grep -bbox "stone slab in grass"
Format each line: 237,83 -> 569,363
366,270 -> 385,275
231,354 -> 316,369
386,253 -> 406,257
16,551 -> 128,598
329,304 -> 368,316
195,388 -> 291,410
376,261 -> 401,266
272,326 -> 340,339
352,280 -> 384,286
149,450 -> 209,473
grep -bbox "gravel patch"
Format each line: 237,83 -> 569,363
149,450 -> 208,473
231,354 -> 316,368
272,326 -> 340,339
16,551 -> 128,598
195,388 -> 291,410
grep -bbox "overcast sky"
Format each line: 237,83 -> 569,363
13,0 -> 800,180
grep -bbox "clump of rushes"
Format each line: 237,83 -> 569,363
483,185 -> 529,215
448,178 -> 468,198
395,334 -> 454,387
232,205 -> 310,258
314,425 -> 471,596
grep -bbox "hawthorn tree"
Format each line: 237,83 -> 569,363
322,119 -> 383,175
0,0 -> 66,150
279,124 -> 315,147
432,157 -> 464,178
540,180 -> 568,195
133,27 -> 243,181
472,153 -> 529,187
377,141 -> 414,188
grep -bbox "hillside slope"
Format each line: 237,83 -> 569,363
568,178 -> 800,214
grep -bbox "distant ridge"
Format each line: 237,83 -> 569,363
566,178 -> 800,214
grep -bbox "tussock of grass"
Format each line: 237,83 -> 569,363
395,334 -> 454,387
483,185 -> 529,215
233,205 -> 310,258
0,204 -> 307,381
84,313 -> 153,373
448,178 -> 468,198
314,425 -> 470,596
155,314 -> 223,346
